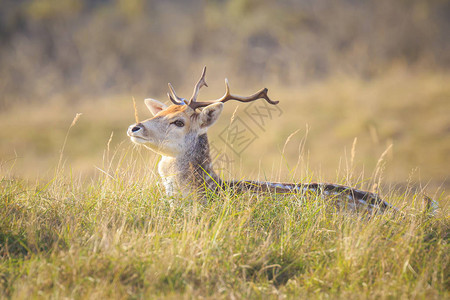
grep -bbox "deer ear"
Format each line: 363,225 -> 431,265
145,98 -> 168,116
199,103 -> 223,128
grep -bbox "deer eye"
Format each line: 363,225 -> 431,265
172,120 -> 185,127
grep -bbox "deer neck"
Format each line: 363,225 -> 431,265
157,133 -> 222,196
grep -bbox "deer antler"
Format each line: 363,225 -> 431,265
165,67 -> 278,109
167,83 -> 185,105
188,78 -> 279,110
189,66 -> 208,104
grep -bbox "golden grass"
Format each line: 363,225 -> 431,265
0,70 -> 449,297
132,96 -> 139,124
0,145 -> 448,298
57,113 -> 83,172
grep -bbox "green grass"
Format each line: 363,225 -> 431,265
0,69 -> 449,298
0,149 -> 448,299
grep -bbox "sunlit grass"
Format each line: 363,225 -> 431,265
0,143 -> 448,298
0,69 -> 448,298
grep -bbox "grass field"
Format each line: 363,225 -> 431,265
0,70 -> 449,298
0,152 -> 448,298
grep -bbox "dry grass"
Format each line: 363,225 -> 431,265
0,69 -> 449,298
0,146 -> 448,298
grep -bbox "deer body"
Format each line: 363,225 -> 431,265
128,67 -> 392,212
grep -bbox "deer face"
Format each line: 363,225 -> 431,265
128,66 -> 277,157
127,98 -> 223,157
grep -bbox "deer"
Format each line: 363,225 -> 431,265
127,67 -> 437,214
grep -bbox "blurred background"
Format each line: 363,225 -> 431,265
0,0 -> 449,194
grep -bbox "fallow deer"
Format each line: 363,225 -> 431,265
127,67 -> 435,213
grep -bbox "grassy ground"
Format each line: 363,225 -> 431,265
0,69 -> 449,298
0,151 -> 448,298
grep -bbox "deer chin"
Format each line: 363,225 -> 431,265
129,136 -> 151,144
142,143 -> 179,157
130,137 -> 179,157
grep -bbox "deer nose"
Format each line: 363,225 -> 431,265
131,123 -> 143,132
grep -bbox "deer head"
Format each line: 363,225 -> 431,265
127,67 -> 278,157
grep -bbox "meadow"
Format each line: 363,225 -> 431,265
1,69 -> 449,299
0,164 -> 448,298
1,1 -> 449,298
